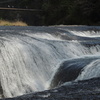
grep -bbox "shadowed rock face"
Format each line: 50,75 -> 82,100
1,77 -> 100,100
49,57 -> 98,89
0,83 -> 3,98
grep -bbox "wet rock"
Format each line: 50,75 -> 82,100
2,77 -> 100,100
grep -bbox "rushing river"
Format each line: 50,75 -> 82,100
0,26 -> 100,98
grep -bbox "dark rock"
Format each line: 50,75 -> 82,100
50,57 -> 98,89
1,77 -> 100,100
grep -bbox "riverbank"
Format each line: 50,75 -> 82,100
0,20 -> 27,26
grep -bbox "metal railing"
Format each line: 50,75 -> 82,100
0,7 -> 42,11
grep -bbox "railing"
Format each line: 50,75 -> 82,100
0,7 -> 42,11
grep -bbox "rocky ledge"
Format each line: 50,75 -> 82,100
2,77 -> 100,100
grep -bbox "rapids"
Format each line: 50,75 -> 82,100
0,26 -> 100,98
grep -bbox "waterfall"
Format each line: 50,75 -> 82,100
0,26 -> 100,98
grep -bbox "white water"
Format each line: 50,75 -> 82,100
0,26 -> 100,98
76,59 -> 100,81
69,30 -> 100,37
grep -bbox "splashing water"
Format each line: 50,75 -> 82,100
0,26 -> 100,98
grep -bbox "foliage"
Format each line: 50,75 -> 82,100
42,0 -> 100,25
0,0 -> 100,25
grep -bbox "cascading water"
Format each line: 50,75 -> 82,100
0,26 -> 100,98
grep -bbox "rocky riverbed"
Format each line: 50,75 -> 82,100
1,77 -> 100,100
